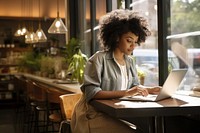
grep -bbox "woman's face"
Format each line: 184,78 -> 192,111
117,32 -> 139,55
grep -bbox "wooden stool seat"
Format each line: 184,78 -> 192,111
49,113 -> 62,122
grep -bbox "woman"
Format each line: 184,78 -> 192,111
71,9 -> 161,133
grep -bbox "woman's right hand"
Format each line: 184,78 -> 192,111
125,86 -> 149,97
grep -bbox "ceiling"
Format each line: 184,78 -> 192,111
0,0 -> 66,19
0,0 -> 107,22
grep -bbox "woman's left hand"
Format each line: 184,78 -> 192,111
148,86 -> 162,95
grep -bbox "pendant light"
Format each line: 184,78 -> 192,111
36,0 -> 47,42
21,0 -> 28,36
14,24 -> 22,36
25,31 -> 38,44
21,23 -> 28,36
25,22 -> 38,44
14,0 -> 23,36
48,0 -> 67,34
36,23 -> 47,42
25,0 -> 38,44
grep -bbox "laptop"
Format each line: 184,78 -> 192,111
120,69 -> 187,102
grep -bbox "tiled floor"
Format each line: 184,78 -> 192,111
0,105 -> 61,133
0,108 -> 18,133
2,106 -> 200,133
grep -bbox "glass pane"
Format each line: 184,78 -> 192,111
169,0 -> 200,91
130,0 -> 159,86
82,0 -> 159,86
83,0 -> 106,56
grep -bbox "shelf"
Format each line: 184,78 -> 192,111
0,80 -> 11,83
0,47 -> 31,52
0,47 -> 30,106
0,64 -> 18,67
0,74 -> 16,105
0,91 -> 14,100
0,89 -> 15,92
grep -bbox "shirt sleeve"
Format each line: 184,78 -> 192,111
80,53 -> 103,102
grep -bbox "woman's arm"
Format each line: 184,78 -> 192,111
138,85 -> 162,95
93,85 -> 150,100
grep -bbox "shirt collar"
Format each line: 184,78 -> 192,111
105,51 -> 131,67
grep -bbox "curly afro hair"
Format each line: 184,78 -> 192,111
98,9 -> 151,51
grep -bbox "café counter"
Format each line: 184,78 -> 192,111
15,73 -> 82,94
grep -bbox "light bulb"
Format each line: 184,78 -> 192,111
14,29 -> 22,36
36,28 -> 47,42
48,17 -> 67,34
55,21 -> 61,28
21,27 -> 28,35
17,29 -> 21,34
25,31 -> 38,44
37,31 -> 42,38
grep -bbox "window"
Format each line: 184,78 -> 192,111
129,0 -> 159,86
168,0 -> 200,90
77,0 -> 159,86
78,0 -> 107,57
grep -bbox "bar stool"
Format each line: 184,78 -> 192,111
59,93 -> 82,133
23,79 -> 47,133
45,88 -> 67,132
32,82 -> 48,133
14,75 -> 27,133
23,79 -> 35,133
32,83 -> 66,133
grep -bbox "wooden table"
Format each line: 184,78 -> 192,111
90,94 -> 200,133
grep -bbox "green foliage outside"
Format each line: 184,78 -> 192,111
171,0 -> 200,48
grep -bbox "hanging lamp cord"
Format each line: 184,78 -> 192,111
57,0 -> 59,17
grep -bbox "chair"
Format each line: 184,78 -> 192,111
59,93 -> 82,133
45,87 -> 67,132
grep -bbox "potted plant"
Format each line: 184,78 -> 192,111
40,55 -> 66,79
61,38 -> 82,64
40,56 -> 56,78
17,51 -> 42,74
61,38 -> 88,84
67,50 -> 88,84
137,68 -> 146,85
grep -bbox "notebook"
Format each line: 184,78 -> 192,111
120,69 -> 187,102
